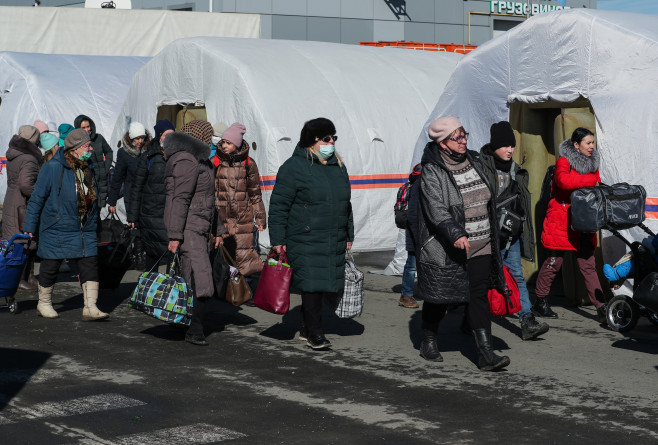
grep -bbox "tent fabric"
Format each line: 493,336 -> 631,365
112,37 -> 462,250
0,52 -> 149,202
412,9 -> 658,231
0,7 -> 260,56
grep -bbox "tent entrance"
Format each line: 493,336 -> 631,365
509,99 -> 609,306
156,104 -> 207,131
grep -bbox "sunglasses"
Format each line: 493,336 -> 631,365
448,133 -> 469,143
318,135 -> 338,143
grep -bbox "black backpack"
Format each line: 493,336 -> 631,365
394,182 -> 411,229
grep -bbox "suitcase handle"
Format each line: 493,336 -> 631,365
4,233 -> 31,257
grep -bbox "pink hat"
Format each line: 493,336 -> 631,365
33,120 -> 49,134
222,123 -> 246,148
428,116 -> 463,142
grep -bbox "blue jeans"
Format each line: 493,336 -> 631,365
401,253 -> 416,297
500,237 -> 531,317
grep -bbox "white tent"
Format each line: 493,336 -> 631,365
113,37 -> 462,250
0,7 -> 259,56
0,52 -> 149,202
410,9 -> 658,289
412,9 -> 658,233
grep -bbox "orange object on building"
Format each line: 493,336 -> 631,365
360,41 -> 477,54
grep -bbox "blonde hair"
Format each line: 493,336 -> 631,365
306,146 -> 344,167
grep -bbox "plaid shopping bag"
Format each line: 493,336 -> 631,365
335,253 -> 364,318
128,253 -> 194,326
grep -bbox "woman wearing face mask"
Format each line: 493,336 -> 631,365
214,122 -> 267,294
415,116 -> 508,370
23,129 -> 108,321
534,127 -> 606,321
268,117 -> 354,350
127,120 -> 176,270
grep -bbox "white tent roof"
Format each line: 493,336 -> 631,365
413,9 -> 658,200
0,7 -> 259,56
0,52 -> 148,201
114,37 -> 462,250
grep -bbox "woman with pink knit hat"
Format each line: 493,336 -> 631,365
214,122 -> 267,295
414,116 -> 509,371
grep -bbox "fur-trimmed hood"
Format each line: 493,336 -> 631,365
559,139 -> 599,175
6,134 -> 43,163
121,130 -> 152,158
162,132 -> 210,161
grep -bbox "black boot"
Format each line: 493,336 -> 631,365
596,304 -> 607,323
520,313 -> 549,340
18,251 -> 37,292
419,328 -> 443,362
472,328 -> 510,371
532,297 -> 558,319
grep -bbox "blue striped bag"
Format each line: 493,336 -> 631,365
128,253 -> 194,326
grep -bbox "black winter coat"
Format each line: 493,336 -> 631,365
74,115 -> 113,207
108,146 -> 141,208
416,142 -> 506,305
127,139 -> 168,259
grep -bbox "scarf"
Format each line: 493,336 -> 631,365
493,152 -> 513,173
64,151 -> 97,215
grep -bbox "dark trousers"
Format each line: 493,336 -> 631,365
39,256 -> 99,287
301,291 -> 338,336
187,295 -> 208,337
422,254 -> 492,331
535,236 -> 604,309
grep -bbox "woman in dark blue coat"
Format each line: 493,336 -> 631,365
23,129 -> 108,321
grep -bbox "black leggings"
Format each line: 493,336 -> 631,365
38,257 -> 99,287
422,254 -> 492,331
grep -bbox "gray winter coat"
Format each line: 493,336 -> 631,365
163,132 -> 224,240
1,135 -> 43,241
479,144 -> 535,262
416,142 -> 506,305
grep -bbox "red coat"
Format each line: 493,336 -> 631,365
541,156 -> 600,251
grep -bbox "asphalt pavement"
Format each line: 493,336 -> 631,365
0,251 -> 657,445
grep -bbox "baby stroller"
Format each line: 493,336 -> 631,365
0,233 -> 31,314
604,223 -> 658,332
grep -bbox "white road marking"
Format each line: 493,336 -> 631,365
0,394 -> 146,424
113,423 -> 246,444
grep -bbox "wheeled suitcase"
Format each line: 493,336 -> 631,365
571,183 -> 646,232
0,233 -> 31,313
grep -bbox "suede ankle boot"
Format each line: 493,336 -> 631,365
472,328 -> 510,371
81,281 -> 109,321
36,284 -> 59,318
520,313 -> 549,340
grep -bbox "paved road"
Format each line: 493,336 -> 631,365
0,252 -> 656,444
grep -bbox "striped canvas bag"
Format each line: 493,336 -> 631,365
335,253 -> 364,318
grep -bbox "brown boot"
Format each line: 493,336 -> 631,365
36,284 -> 59,318
17,252 -> 37,292
81,281 -> 109,321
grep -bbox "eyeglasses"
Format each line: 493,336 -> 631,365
317,135 -> 338,143
448,133 -> 469,143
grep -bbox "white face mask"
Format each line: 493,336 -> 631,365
211,135 -> 221,146
318,144 -> 335,159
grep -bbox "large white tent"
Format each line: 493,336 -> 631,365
112,37 -> 462,250
412,9 -> 658,215
0,52 -> 149,202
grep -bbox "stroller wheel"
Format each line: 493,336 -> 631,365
8,298 -> 18,314
606,295 -> 639,333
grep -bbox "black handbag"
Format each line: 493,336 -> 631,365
212,245 -> 231,300
99,213 -> 128,246
571,183 -> 646,232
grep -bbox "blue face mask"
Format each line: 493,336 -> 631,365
318,144 -> 335,159
79,151 -> 92,162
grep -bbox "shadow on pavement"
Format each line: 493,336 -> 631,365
259,304 -> 365,341
0,348 -> 52,411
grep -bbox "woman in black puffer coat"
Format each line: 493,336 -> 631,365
127,120 -> 176,269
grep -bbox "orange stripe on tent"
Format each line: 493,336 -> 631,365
645,211 -> 658,219
351,183 -> 403,190
646,198 -> 658,205
349,174 -> 408,180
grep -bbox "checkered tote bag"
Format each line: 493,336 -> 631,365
128,253 -> 194,326
335,253 -> 364,318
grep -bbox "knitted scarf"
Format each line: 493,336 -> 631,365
64,151 -> 97,215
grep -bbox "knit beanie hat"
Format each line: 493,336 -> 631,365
19,125 -> 40,144
64,128 -> 91,151
182,120 -> 213,147
58,123 -> 74,147
33,120 -> 49,134
428,116 -> 462,142
128,122 -> 146,140
40,133 -> 59,152
153,119 -> 175,142
489,121 -> 516,150
222,123 -> 246,148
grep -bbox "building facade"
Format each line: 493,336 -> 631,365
4,0 -> 597,45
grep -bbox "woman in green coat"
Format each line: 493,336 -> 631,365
269,118 -> 354,350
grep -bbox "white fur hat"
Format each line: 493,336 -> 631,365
129,122 -> 146,140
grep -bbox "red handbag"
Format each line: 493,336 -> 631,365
253,248 -> 293,314
488,265 -> 522,316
